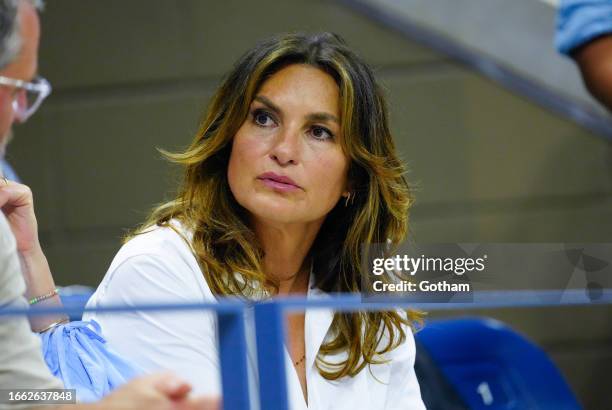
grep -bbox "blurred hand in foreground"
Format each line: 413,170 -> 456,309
89,372 -> 221,410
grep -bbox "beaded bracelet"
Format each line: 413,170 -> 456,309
29,288 -> 59,305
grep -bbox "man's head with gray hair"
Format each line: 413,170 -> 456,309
0,0 -> 20,69
0,0 -> 42,156
0,0 -> 41,68
0,0 -> 42,68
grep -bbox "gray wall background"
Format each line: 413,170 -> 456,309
5,0 -> 612,407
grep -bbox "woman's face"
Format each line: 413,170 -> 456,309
228,64 -> 349,225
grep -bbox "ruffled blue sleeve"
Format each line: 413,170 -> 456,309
557,0 -> 612,55
40,320 -> 142,402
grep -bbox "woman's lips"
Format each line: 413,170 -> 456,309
258,177 -> 301,192
257,172 -> 302,192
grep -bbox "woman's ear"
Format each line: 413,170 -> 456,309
342,179 -> 353,198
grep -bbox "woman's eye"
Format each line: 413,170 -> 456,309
310,126 -> 334,141
252,109 -> 276,127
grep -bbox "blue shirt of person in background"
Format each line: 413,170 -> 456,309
557,0 -> 612,55
1,158 -> 20,181
557,0 -> 612,111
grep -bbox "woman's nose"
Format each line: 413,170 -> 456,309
269,126 -> 301,165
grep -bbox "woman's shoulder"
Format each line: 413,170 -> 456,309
112,219 -> 194,263
88,219 -> 215,306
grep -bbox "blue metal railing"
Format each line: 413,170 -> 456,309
1,300 -> 251,410
2,289 -> 612,410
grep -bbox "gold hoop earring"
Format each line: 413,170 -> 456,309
344,192 -> 352,207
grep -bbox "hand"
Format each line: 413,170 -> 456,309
93,373 -> 221,410
0,179 -> 40,255
0,179 -> 57,308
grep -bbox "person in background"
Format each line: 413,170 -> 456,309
557,0 -> 612,111
0,0 -> 21,182
0,1 -> 218,408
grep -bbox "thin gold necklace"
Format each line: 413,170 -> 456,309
292,261 -> 311,367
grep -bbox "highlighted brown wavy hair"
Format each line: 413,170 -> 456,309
135,32 -> 422,380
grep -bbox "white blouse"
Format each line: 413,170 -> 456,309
84,222 -> 425,410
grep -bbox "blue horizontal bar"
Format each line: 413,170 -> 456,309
2,289 -> 610,318
0,300 -> 248,317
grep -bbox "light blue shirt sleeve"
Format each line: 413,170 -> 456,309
0,159 -> 20,182
40,320 -> 142,402
557,0 -> 612,55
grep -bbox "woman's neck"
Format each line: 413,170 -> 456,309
252,217 -> 323,295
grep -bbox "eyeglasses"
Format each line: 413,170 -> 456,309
0,75 -> 52,122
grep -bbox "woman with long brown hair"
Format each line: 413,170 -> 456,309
85,32 -> 425,409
